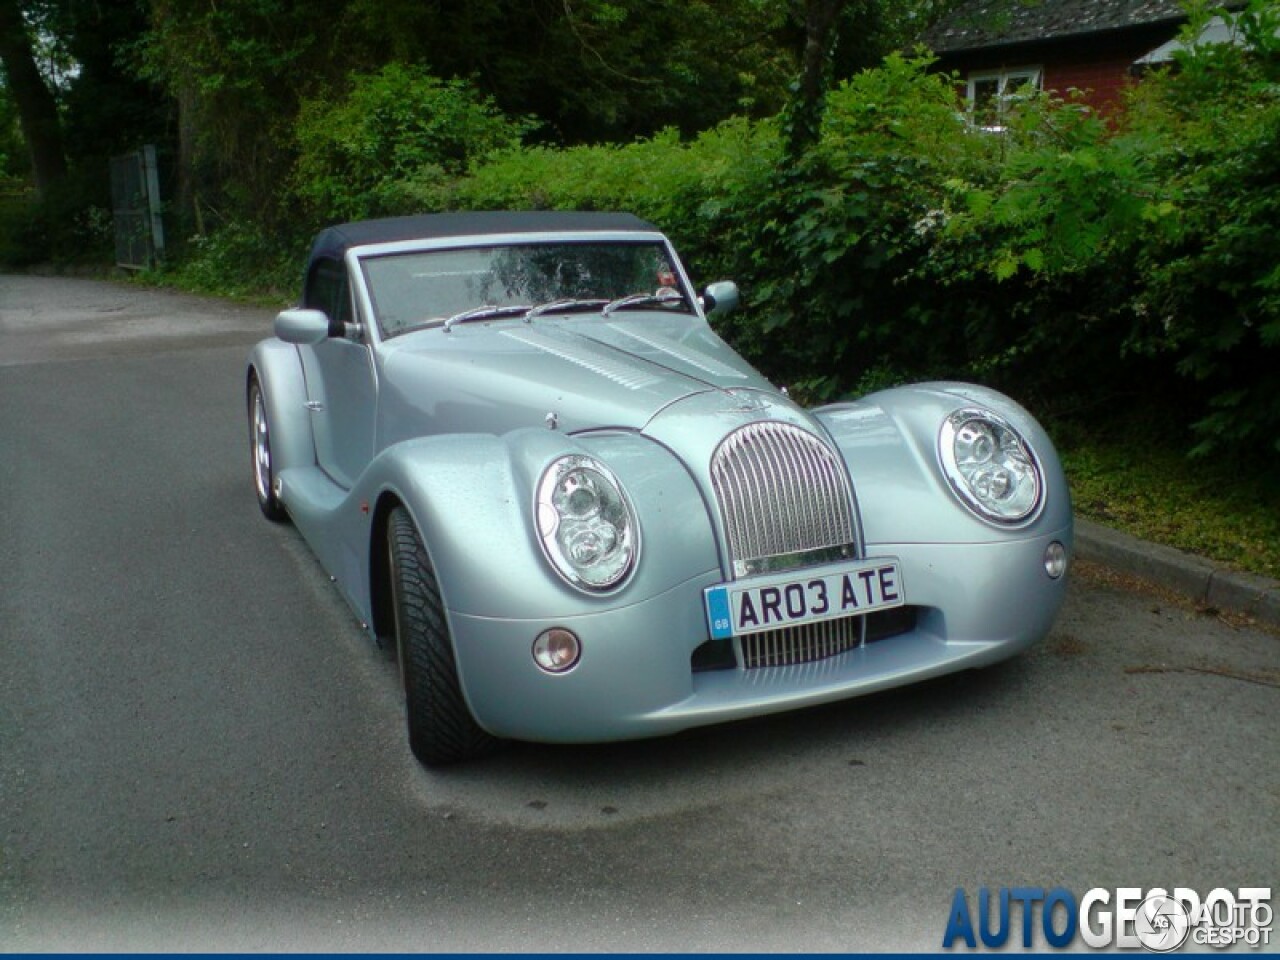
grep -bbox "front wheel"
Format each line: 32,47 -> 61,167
387,507 -> 497,765
248,373 -> 288,522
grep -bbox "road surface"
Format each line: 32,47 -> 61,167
1,274 -> 1275,951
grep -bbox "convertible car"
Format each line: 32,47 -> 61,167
247,211 -> 1072,765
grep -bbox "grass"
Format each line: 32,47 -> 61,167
1055,431 -> 1280,580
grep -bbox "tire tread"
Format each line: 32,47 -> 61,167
389,508 -> 497,765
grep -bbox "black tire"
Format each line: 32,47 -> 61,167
387,507 -> 498,765
248,373 -> 289,523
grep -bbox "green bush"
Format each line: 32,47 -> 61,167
432,55 -> 992,402
144,219 -> 303,301
0,189 -> 46,267
416,118 -> 786,326
291,64 -> 533,223
728,53 -> 1000,400
414,36 -> 1279,469
0,169 -> 117,268
1121,0 -> 1280,459
153,3 -> 1279,470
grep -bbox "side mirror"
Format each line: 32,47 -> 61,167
275,308 -> 341,345
701,281 -> 740,317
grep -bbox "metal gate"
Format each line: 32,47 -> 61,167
110,144 -> 165,269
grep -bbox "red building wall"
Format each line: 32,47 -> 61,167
934,23 -> 1180,116
1044,51 -> 1144,112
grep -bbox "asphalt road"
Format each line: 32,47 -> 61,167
1,274 -> 1276,951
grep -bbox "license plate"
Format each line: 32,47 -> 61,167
704,559 -> 905,640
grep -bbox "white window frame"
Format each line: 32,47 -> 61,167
966,66 -> 1043,131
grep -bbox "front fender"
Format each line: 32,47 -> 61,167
814,382 -> 1072,547
361,427 -> 721,623
247,338 -> 314,478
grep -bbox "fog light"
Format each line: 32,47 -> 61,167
533,628 -> 581,673
1044,541 -> 1068,579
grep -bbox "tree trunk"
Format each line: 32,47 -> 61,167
174,77 -> 199,234
0,0 -> 68,195
787,0 -> 844,157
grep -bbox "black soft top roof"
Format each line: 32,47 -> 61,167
308,211 -> 658,266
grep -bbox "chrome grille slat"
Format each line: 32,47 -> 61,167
781,429 -> 818,547
710,421 -> 863,669
739,617 -> 862,670
771,429 -> 804,546
744,433 -> 774,557
817,448 -> 845,546
711,421 -> 856,573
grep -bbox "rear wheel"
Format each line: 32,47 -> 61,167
248,374 -> 288,522
387,507 -> 497,765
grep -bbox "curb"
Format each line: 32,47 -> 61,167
1073,517 -> 1280,630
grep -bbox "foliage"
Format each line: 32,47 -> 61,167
430,119 -> 780,254
7,0 -> 963,247
0,166 -> 116,264
140,219 -> 303,302
429,54 -> 996,402
1120,0 -> 1280,459
292,65 -> 532,223
7,0 -> 1279,475
924,0 -> 1280,461
40,0 -> 167,163
273,27 -> 1280,474
0,189 -> 43,265
0,83 -> 24,178
737,52 -> 998,399
340,0 -> 798,143
133,0 -> 352,227
911,0 -> 1279,464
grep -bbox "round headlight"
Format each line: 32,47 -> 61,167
536,455 -> 639,591
939,408 -> 1043,525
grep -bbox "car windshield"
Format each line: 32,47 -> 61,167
362,240 -> 694,337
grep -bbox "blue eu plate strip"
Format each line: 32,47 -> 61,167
705,587 -> 733,640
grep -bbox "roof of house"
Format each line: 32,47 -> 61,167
1134,13 -> 1270,64
921,0 -> 1188,54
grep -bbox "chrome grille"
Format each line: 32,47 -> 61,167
710,421 -> 857,576
741,617 -> 861,669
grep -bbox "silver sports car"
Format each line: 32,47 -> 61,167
247,211 -> 1072,765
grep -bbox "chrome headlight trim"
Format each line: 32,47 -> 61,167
938,407 -> 1044,527
535,454 -> 640,592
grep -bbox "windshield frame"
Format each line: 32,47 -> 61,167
349,230 -> 701,343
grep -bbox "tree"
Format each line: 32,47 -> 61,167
342,0 -> 797,143
786,0 -> 846,156
53,0 -> 166,162
0,0 -> 66,194
138,0 -> 350,230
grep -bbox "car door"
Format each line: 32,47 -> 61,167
300,257 -> 376,489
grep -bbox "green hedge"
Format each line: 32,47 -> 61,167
164,2 -> 1279,468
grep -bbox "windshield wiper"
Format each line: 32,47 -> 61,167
525,298 -> 609,320
443,304 -> 531,332
602,291 -> 689,315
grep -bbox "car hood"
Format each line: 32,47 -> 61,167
378,314 -> 778,437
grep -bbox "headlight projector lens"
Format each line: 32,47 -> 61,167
939,408 -> 1044,525
536,455 -> 639,591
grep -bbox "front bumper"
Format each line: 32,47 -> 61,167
450,529 -> 1071,743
